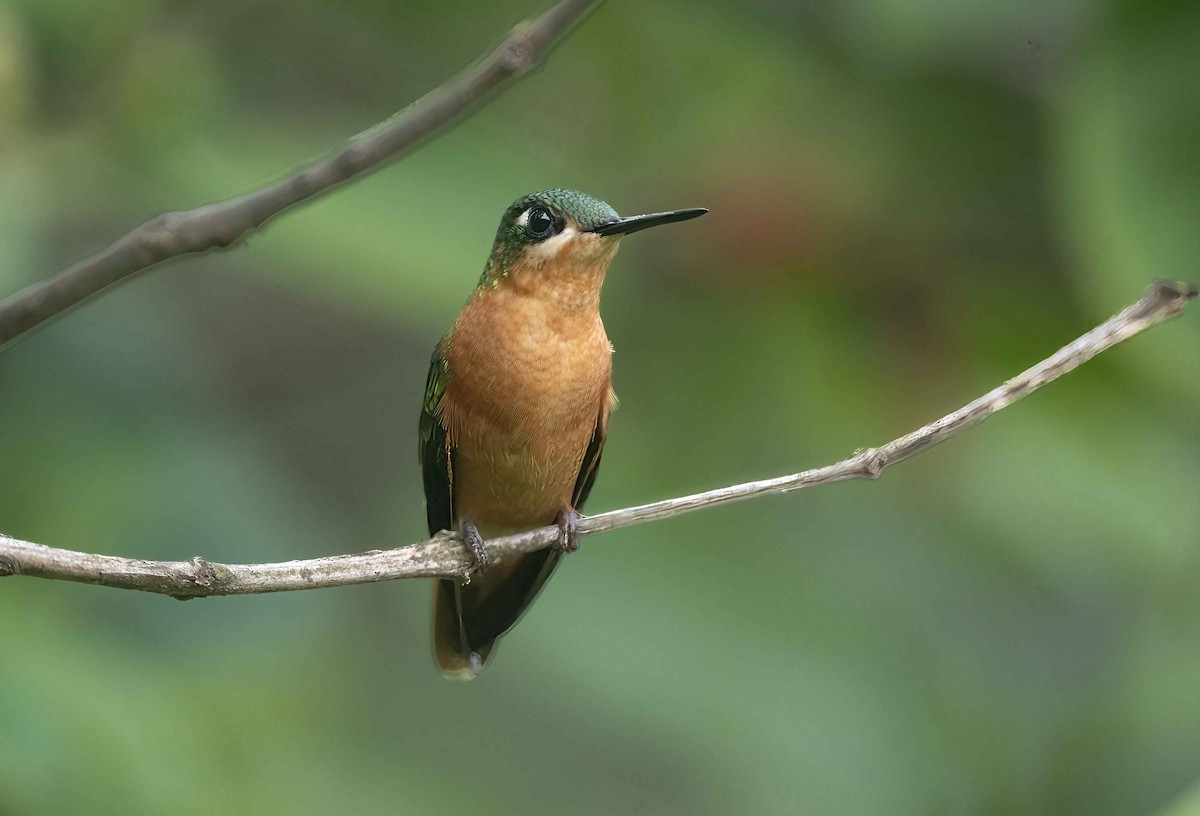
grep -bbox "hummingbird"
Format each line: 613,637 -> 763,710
419,189 -> 706,680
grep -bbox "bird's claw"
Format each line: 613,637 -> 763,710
461,522 -> 491,582
555,507 -> 581,554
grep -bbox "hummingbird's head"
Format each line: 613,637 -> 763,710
480,189 -> 706,308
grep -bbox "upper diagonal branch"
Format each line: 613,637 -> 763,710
2,280 -> 1194,599
0,0 -> 602,351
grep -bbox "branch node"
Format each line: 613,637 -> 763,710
132,213 -> 176,266
500,30 -> 538,75
1146,279 -> 1200,322
190,556 -> 217,588
0,554 -> 18,577
1153,278 -> 1200,301
859,448 -> 886,479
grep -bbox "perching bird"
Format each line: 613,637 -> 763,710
419,189 -> 706,679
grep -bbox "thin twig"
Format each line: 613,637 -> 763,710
0,0 -> 602,351
2,280 -> 1194,599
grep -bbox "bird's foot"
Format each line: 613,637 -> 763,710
554,507 -> 581,554
461,521 -> 491,580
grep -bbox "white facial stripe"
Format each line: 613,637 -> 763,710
531,225 -> 576,262
516,208 -> 531,228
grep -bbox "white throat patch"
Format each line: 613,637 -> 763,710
530,226 -> 578,264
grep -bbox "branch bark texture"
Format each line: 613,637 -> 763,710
2,280 -> 1194,599
0,0 -> 601,351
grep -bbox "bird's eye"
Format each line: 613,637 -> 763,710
527,207 -> 554,238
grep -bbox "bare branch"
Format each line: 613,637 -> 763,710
0,0 -> 602,351
2,280 -> 1194,599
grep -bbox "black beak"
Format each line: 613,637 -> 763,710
589,208 -> 708,237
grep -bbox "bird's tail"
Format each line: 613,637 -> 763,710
431,549 -> 560,680
432,578 -> 494,680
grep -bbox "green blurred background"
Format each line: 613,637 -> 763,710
1,0 -> 1198,813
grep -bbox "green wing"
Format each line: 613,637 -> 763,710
419,341 -> 453,537
572,402 -> 608,511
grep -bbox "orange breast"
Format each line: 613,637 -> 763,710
439,285 -> 612,535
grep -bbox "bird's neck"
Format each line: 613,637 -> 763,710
480,235 -> 619,315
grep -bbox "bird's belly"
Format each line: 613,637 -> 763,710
454,428 -> 592,536
441,294 -> 611,535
